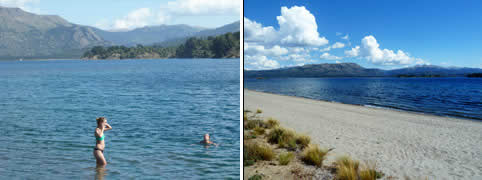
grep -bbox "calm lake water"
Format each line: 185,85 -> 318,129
246,77 -> 482,120
0,59 -> 240,179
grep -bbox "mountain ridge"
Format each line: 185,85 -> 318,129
244,63 -> 482,78
0,6 -> 239,59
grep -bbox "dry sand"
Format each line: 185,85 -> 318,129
244,89 -> 482,179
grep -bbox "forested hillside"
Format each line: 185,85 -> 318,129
83,32 -> 240,59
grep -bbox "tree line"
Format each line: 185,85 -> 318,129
82,32 -> 240,59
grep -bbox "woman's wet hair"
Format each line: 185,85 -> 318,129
96,117 -> 106,124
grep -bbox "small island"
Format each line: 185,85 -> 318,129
82,32 -> 240,60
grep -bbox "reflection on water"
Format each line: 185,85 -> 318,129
95,166 -> 107,180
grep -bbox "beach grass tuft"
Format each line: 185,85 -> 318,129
244,142 -> 275,162
295,134 -> 311,149
256,109 -> 263,114
245,119 -> 266,130
267,127 -> 297,149
301,144 -> 329,167
265,118 -> 279,128
359,161 -> 383,180
278,152 -> 295,165
335,156 -> 360,180
254,127 -> 266,135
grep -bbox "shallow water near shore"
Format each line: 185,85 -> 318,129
0,59 -> 240,179
246,77 -> 482,120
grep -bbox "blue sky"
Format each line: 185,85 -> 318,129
0,0 -> 239,30
244,0 -> 482,70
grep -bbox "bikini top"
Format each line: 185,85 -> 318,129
96,134 -> 105,141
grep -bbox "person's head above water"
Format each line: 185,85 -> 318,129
204,134 -> 210,142
96,117 -> 107,127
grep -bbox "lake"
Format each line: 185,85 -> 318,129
0,59 -> 240,179
245,77 -> 482,120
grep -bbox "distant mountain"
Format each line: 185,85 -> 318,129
0,6 -> 109,59
245,63 -> 385,78
385,65 -> 482,77
0,6 -> 240,60
193,21 -> 240,37
93,25 -> 206,46
245,63 -> 482,78
153,21 -> 241,47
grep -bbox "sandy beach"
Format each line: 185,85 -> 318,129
244,89 -> 482,179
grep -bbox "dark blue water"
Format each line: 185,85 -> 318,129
246,77 -> 482,120
0,59 -> 240,179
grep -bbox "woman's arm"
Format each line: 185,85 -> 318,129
104,123 -> 112,131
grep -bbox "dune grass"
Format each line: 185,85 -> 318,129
244,142 -> 275,162
278,152 -> 295,165
301,144 -> 329,167
253,127 -> 266,135
334,157 -> 384,180
267,127 -> 298,149
359,161 -> 383,180
245,119 -> 266,130
295,134 -> 311,149
256,109 -> 263,114
335,156 -> 360,180
266,117 -> 280,128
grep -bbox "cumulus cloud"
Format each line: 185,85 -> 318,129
345,35 -> 427,65
244,18 -> 277,43
245,55 -> 281,70
276,6 -> 328,46
244,6 -> 334,70
320,52 -> 341,60
245,6 -> 328,46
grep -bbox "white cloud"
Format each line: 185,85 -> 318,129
320,53 -> 341,60
244,6 -> 328,47
341,34 -> 349,40
244,43 -> 288,57
96,0 -> 238,31
319,42 -> 345,52
167,0 -> 239,16
277,6 -> 328,46
331,42 -> 345,49
345,46 -> 360,57
345,35 -> 426,66
336,60 -> 342,64
244,18 -> 277,43
111,8 -> 154,31
0,0 -> 40,12
336,32 -> 342,36
245,55 -> 281,70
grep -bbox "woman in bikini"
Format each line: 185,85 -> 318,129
93,117 -> 112,166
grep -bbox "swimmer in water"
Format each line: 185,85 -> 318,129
93,117 -> 112,166
200,133 -> 217,146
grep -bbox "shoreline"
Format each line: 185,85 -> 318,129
244,88 -> 481,122
244,89 -> 482,179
